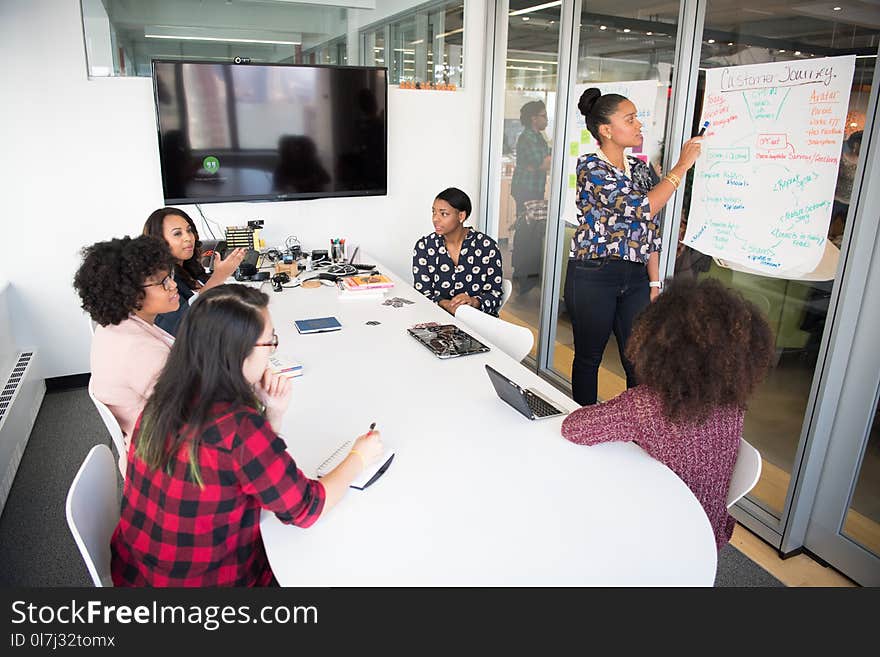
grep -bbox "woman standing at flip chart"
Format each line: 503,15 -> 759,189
566,88 -> 703,406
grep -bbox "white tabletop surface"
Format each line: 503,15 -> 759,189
259,260 -> 718,586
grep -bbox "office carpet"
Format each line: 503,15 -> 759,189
0,387 -> 782,587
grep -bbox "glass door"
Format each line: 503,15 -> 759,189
545,1 -> 682,396
669,1 -> 879,540
491,0 -> 564,359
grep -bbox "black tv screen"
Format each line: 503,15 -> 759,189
152,60 -> 387,204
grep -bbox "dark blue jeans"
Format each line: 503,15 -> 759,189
564,258 -> 650,406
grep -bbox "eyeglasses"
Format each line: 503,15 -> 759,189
142,274 -> 174,291
255,331 -> 279,353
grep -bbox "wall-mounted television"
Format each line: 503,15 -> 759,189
152,60 -> 387,204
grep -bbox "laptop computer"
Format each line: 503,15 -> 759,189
485,364 -> 566,420
407,324 -> 489,359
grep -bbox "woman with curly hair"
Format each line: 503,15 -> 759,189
74,235 -> 179,474
143,207 -> 247,336
561,277 -> 774,549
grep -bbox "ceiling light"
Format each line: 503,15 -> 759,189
833,6 -> 841,10
646,31 -> 653,35
727,42 -> 734,46
145,34 -> 300,45
599,25 -> 607,30
509,1 -> 561,17
778,49 -> 786,53
435,28 -> 463,39
707,39 -> 715,43
795,51 -> 801,55
522,17 -> 530,21
623,28 -> 630,33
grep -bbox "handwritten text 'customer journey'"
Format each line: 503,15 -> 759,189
684,55 -> 855,276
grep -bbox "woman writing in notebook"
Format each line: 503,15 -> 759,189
142,207 -> 248,336
412,187 -> 505,317
562,278 -> 774,550
111,284 -> 384,587
566,89 -> 704,406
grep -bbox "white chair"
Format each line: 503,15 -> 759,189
500,278 -> 513,310
65,444 -> 119,587
87,378 -> 126,467
727,438 -> 762,508
455,304 -> 534,362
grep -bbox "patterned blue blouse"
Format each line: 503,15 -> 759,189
412,230 -> 504,317
570,153 -> 661,264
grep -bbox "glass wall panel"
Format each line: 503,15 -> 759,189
495,1 -> 563,356
81,0 -> 349,77
545,1 -> 680,395
674,1 -> 879,518
842,393 -> 880,557
360,1 -> 464,86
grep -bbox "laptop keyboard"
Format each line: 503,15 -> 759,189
524,390 -> 562,417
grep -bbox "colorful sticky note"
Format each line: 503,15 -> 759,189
568,174 -> 577,189
569,141 -> 579,156
581,129 -> 590,143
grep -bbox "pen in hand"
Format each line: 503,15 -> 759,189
697,120 -> 710,137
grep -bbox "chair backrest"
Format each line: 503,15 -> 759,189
727,438 -> 762,508
500,279 -> 513,310
87,378 -> 126,463
455,304 -> 534,362
65,444 -> 119,587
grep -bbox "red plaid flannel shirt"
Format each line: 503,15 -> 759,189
111,402 -> 325,586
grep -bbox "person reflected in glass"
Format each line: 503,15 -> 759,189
412,187 -> 504,316
73,236 -> 179,476
510,100 -> 551,295
143,207 -> 247,336
566,88 -> 703,405
562,278 -> 774,550
111,285 -> 384,586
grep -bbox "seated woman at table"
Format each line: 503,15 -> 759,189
412,187 -> 504,317
111,284 -> 384,587
73,235 -> 179,476
561,278 -> 774,550
142,207 -> 247,336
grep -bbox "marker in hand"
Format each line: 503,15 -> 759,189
368,422 -> 376,435
697,120 -> 710,137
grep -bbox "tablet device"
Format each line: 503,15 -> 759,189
294,316 -> 342,334
407,324 -> 489,359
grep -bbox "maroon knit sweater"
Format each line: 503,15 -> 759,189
561,385 -> 740,550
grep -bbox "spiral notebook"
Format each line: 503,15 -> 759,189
316,441 -> 395,490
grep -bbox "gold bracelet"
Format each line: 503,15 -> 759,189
663,173 -> 681,189
349,449 -> 366,470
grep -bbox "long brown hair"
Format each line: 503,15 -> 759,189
135,285 -> 268,484
143,207 -> 204,290
625,277 -> 774,424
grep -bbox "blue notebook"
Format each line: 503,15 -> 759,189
294,316 -> 342,334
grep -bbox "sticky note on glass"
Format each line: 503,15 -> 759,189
568,174 -> 577,189
581,129 -> 590,143
569,141 -> 579,156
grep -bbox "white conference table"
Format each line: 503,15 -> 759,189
259,259 -> 718,586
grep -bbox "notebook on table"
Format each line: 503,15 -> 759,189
294,316 -> 342,334
407,323 -> 489,359
316,441 -> 395,490
485,364 -> 566,420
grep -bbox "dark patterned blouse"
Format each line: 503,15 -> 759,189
412,229 -> 504,317
570,153 -> 661,264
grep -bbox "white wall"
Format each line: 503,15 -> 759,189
0,0 -> 487,379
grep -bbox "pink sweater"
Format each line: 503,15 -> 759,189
561,386 -> 740,550
90,315 -> 174,442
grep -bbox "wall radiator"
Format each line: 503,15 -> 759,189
0,350 -> 45,519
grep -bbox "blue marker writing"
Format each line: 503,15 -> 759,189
697,120 -> 710,137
